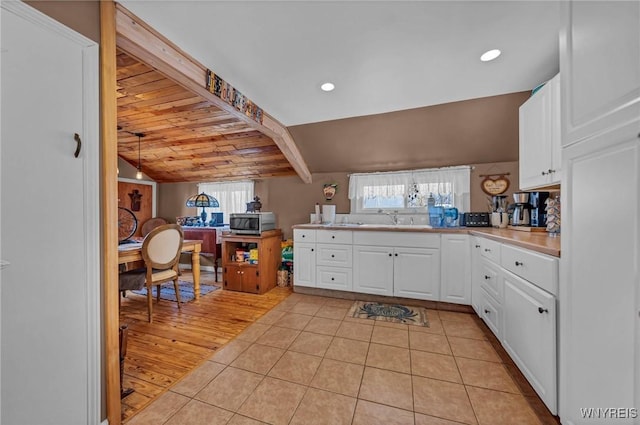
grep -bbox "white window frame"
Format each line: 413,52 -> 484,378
197,180 -> 254,223
348,166 -> 471,214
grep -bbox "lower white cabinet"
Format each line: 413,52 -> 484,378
473,236 -> 558,415
503,270 -> 557,414
352,245 -> 395,296
316,266 -> 352,291
293,242 -> 316,287
440,234 -> 471,304
393,247 -> 440,300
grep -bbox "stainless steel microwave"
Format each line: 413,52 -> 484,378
229,212 -> 276,235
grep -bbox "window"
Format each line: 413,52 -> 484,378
348,166 -> 470,213
197,180 -> 254,224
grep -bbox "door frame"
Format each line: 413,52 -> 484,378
100,1 -> 121,424
1,1 -> 101,423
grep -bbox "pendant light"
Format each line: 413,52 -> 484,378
134,132 -> 144,180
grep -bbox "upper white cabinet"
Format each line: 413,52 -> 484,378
560,1 -> 640,147
519,73 -> 561,190
440,234 -> 471,305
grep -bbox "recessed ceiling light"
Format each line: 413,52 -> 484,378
480,49 -> 501,62
320,82 -> 335,92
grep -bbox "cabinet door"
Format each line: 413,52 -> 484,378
470,237 -> 483,315
560,127 -> 639,422
393,247 -> 440,301
353,245 -> 394,296
293,242 -> 316,287
561,1 -> 640,146
519,80 -> 552,190
503,271 -> 557,414
223,264 -> 243,291
440,234 -> 471,304
241,267 -> 260,294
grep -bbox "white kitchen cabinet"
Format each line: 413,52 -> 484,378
560,125 -> 640,424
470,237 -> 483,315
393,247 -> 440,300
293,229 -> 317,288
316,266 -> 352,291
352,231 -> 440,299
559,2 -> 640,422
503,270 -> 557,415
293,242 -> 316,287
440,234 -> 471,305
352,245 -> 394,296
519,73 -> 561,190
560,1 -> 640,147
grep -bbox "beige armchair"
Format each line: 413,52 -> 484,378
119,224 -> 184,323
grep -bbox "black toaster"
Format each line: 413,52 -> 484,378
461,212 -> 491,227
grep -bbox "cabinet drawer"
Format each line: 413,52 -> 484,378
480,259 -> 503,303
353,231 -> 440,248
293,228 -> 316,243
317,266 -> 352,291
501,244 -> 558,296
317,229 -> 353,244
479,238 -> 501,264
480,288 -> 503,341
316,244 -> 352,267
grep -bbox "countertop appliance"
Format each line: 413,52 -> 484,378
529,191 -> 550,227
512,192 -> 531,226
229,212 -> 276,235
461,212 -> 491,227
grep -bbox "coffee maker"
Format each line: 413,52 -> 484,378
512,192 -> 530,226
529,191 -> 550,227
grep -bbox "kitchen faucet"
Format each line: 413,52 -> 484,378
378,209 -> 399,224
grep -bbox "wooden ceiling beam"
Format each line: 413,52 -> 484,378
115,3 -> 312,184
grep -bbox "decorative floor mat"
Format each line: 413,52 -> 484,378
348,301 -> 429,327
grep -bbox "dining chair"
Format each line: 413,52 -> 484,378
118,224 -> 184,323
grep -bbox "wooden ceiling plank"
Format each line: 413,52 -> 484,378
115,4 -> 312,183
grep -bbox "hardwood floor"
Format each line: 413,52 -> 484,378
119,271 -> 292,422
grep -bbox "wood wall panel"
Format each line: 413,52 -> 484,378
118,181 -> 153,237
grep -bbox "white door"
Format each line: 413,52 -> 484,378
0,3 -> 100,425
393,247 -> 440,301
353,245 -> 394,296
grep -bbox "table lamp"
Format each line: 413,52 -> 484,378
186,192 -> 219,224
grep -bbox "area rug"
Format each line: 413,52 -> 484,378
131,280 -> 219,303
348,301 -> 429,327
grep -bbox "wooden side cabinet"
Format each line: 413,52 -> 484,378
221,229 -> 282,294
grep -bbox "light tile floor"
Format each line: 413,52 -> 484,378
125,293 -> 552,425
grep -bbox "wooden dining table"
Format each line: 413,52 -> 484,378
118,239 -> 204,299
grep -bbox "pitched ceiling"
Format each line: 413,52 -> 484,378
116,51 -> 295,183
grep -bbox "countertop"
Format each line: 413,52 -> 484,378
292,224 -> 561,257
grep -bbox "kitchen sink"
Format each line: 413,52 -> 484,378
355,223 -> 433,229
